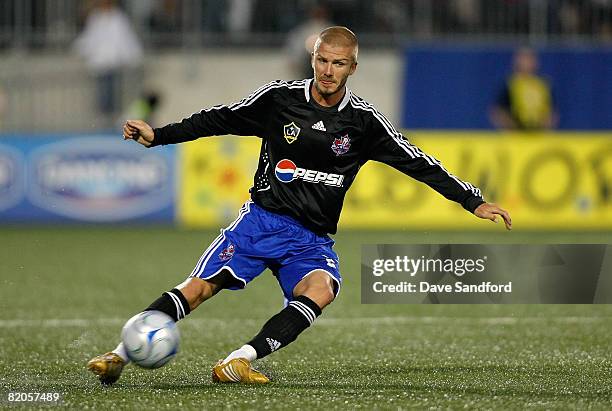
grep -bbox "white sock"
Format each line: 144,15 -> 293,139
112,342 -> 131,364
222,344 -> 257,364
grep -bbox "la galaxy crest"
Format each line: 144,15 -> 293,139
283,122 -> 301,144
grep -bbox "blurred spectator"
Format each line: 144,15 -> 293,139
119,90 -> 161,127
371,0 -> 409,33
591,0 -> 612,40
2,0 -> 612,52
452,0 -> 480,32
227,0 -> 255,35
489,48 -> 558,130
434,0 -> 482,34
74,0 -> 144,121
285,4 -> 332,79
559,0 -> 582,34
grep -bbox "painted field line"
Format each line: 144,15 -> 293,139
0,316 -> 607,328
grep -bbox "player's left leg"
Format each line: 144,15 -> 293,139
244,270 -> 336,358
291,269 -> 336,307
212,204 -> 341,383
213,267 -> 340,384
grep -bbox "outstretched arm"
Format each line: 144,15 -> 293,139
365,112 -> 512,229
129,80 -> 283,148
474,203 -> 512,230
121,81 -> 280,148
368,130 -> 485,214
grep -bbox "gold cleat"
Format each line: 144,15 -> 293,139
212,358 -> 270,384
87,352 -> 125,385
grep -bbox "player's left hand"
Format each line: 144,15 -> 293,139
474,203 -> 512,230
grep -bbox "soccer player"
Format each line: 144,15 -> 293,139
88,26 -> 512,385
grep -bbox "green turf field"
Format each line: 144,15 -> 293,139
1,227 -> 611,409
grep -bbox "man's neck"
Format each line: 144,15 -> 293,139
311,83 -> 346,107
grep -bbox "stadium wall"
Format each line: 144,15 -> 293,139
0,51 -> 401,131
3,46 -> 611,132
147,50 -> 402,126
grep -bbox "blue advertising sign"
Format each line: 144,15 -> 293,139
0,144 -> 25,212
402,45 -> 612,130
0,135 -> 175,223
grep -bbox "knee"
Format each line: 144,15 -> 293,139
314,285 -> 335,309
177,277 -> 217,309
293,271 -> 337,309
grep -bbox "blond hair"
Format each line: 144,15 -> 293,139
314,26 -> 359,63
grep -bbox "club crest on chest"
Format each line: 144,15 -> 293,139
331,135 -> 351,156
283,122 -> 301,144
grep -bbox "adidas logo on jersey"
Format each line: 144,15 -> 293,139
311,121 -> 326,131
266,338 -> 281,352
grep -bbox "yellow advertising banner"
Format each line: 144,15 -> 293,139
178,132 -> 612,230
178,136 -> 259,227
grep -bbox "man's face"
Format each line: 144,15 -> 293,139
312,42 -> 357,98
514,50 -> 538,74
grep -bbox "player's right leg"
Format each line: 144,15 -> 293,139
88,201 -> 262,385
87,273 -> 230,385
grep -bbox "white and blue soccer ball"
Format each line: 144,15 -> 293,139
121,311 -> 180,369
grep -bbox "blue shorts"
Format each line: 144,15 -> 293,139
188,201 -> 341,301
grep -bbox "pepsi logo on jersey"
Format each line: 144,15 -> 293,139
275,159 -> 344,187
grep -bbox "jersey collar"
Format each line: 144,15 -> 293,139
305,78 -> 352,112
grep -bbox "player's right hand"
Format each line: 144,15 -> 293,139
123,120 -> 154,147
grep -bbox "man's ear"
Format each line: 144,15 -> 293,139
349,62 -> 358,76
311,52 -> 315,70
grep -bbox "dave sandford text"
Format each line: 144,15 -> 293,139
370,256 -> 512,294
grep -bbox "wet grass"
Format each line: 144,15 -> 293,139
1,227 -> 611,409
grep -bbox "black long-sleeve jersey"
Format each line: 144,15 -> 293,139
152,79 -> 485,235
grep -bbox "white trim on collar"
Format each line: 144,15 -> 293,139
305,79 -> 351,111
337,87 -> 351,111
304,78 -> 312,102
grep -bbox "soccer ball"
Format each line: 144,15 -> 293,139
121,311 -> 180,369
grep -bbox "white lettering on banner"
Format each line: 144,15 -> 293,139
40,159 -> 163,191
28,137 -> 173,221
